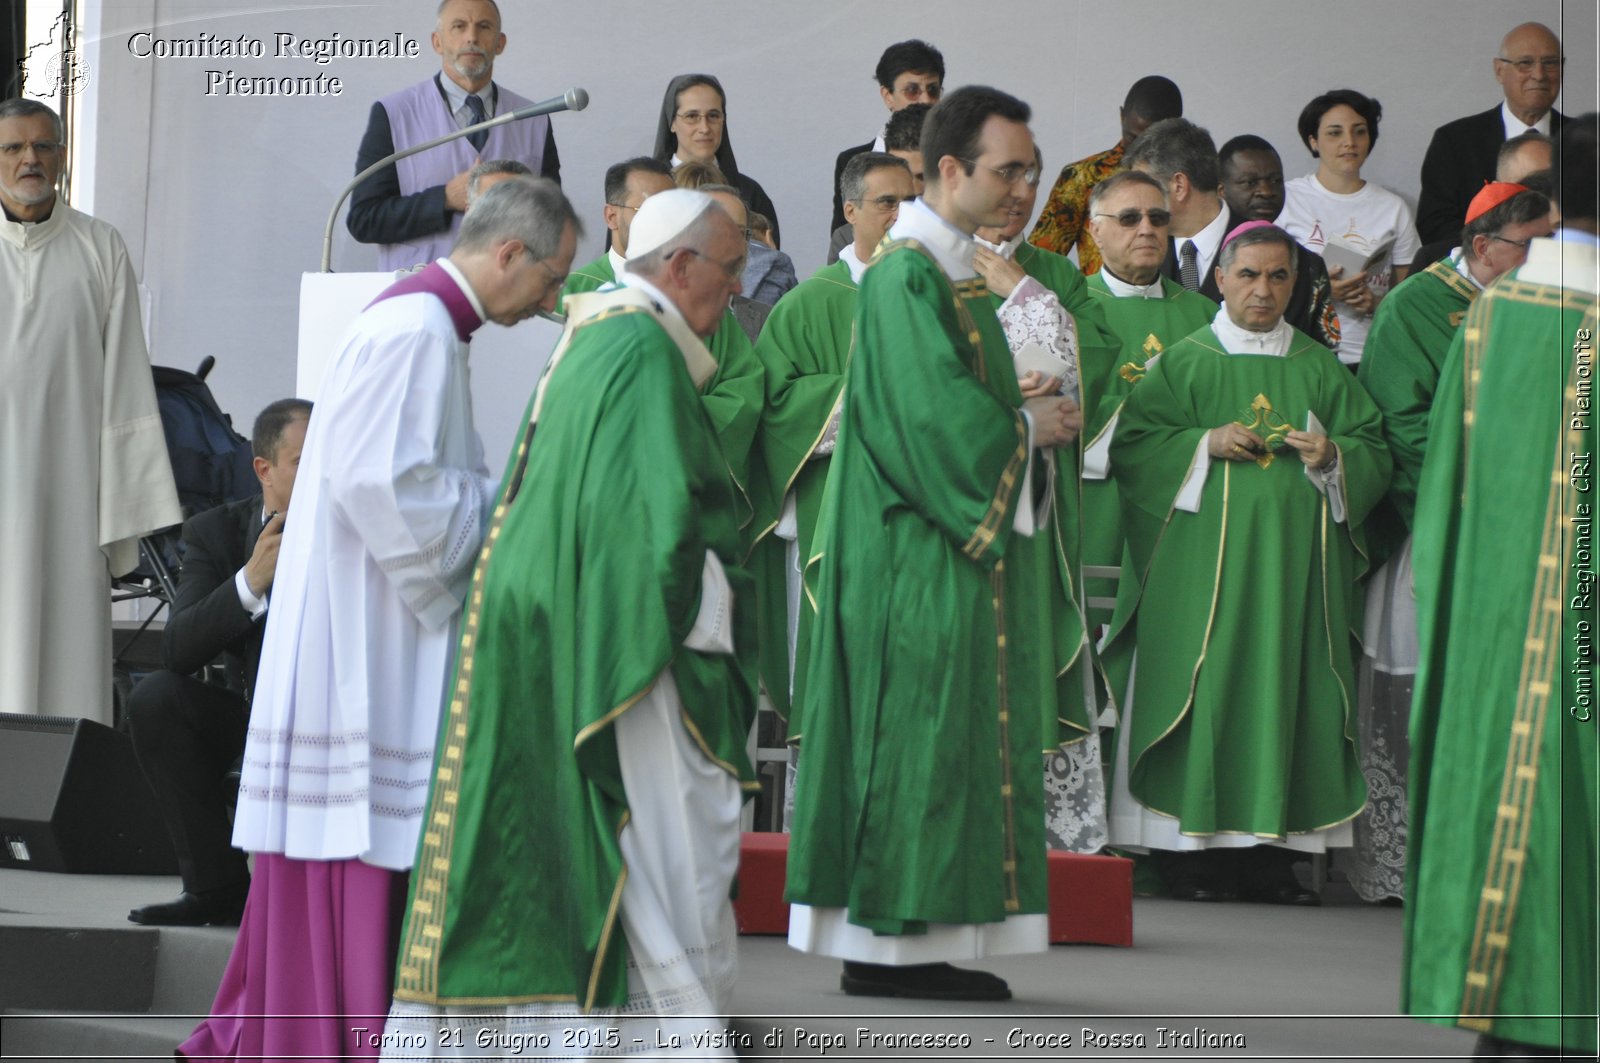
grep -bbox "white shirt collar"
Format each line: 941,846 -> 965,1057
973,233 -> 1026,260
438,74 -> 494,122
871,130 -> 887,152
889,197 -> 977,279
1177,201 -> 1232,275
838,242 -> 869,284
1099,268 -> 1166,299
620,271 -> 691,329
1501,100 -> 1552,137
607,246 -> 628,281
1209,305 -> 1293,355
1448,247 -> 1487,290
436,258 -> 488,323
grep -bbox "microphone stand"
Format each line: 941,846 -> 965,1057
319,85 -> 590,323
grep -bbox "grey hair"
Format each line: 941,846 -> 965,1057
1462,188 -> 1552,263
840,151 -> 909,205
624,205 -> 731,279
1087,169 -> 1168,215
0,98 -> 64,142
1124,117 -> 1220,191
453,176 -> 581,259
437,0 -> 500,20
466,158 -> 534,208
1217,224 -> 1299,273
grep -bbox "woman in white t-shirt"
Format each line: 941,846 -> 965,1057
1278,89 -> 1421,366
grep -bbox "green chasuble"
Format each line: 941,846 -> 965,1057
985,245 -> 1123,747
1403,253 -> 1597,1053
1104,325 -> 1388,836
392,295 -> 758,1010
560,254 -> 765,501
786,240 -> 1055,931
1357,257 -> 1479,568
1080,274 -> 1215,617
749,259 -> 856,731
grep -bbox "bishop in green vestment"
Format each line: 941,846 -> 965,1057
786,90 -> 1083,1002
1102,224 -> 1389,904
1078,172 -> 1217,624
1403,216 -> 1598,1056
1346,183 -> 1554,903
750,153 -> 912,736
386,193 -> 758,1048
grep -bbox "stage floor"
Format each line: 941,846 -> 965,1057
0,865 -> 1480,1060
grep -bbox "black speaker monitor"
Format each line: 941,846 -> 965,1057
0,713 -> 177,874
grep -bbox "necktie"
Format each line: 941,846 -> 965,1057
1179,239 -> 1200,292
465,93 -> 488,152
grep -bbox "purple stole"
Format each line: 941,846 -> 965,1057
367,262 -> 484,341
377,76 -> 551,271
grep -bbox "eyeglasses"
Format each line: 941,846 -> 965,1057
959,159 -> 1040,187
674,110 -> 724,126
1092,208 -> 1173,228
897,82 -> 942,102
678,247 -> 746,281
527,255 -> 568,288
1495,56 -> 1564,74
1486,233 -> 1533,250
0,140 -> 61,158
607,200 -> 644,213
853,194 -> 908,213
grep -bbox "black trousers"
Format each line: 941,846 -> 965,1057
125,671 -> 250,894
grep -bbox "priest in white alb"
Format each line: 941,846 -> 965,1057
0,98 -> 180,726
179,177 -> 579,1062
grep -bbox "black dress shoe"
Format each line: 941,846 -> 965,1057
1237,881 -> 1322,906
1166,881 -> 1223,902
840,961 -> 1011,1001
128,881 -> 249,926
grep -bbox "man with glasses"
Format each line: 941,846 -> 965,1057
561,161 -> 765,496
347,0 -> 559,271
380,190 -> 759,1054
751,151 -> 913,743
1076,171 -> 1215,629
0,98 -> 181,729
1218,134 -> 1341,351
826,102 -> 931,265
829,39 -> 945,234
1416,21 -> 1566,244
1029,75 -> 1182,276
788,87 -> 1080,1001
184,177 -> 579,1061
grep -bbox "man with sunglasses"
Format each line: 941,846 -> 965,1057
561,160 -> 765,497
828,39 -> 945,234
1077,171 -> 1215,628
788,86 -> 1079,1002
1416,21 -> 1566,244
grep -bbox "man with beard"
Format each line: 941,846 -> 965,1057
348,0 -> 560,270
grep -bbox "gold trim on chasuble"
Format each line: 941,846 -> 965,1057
393,302 -> 712,1010
1456,299 -> 1597,1032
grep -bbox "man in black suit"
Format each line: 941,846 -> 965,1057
1409,132 -> 1553,274
1415,22 -> 1565,244
126,399 -> 311,926
828,39 -> 943,234
1129,120 -> 1339,350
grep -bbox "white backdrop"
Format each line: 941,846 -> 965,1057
50,0 -> 1600,462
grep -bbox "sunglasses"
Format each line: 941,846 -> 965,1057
1093,208 -> 1172,228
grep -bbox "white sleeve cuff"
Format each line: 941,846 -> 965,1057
235,567 -> 268,620
1174,438 -> 1212,513
684,550 -> 736,654
1083,409 -> 1119,481
1305,453 -> 1347,523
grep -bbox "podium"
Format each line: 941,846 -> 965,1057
296,272 -> 565,462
